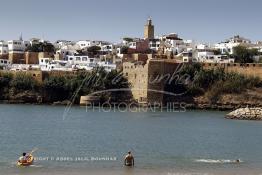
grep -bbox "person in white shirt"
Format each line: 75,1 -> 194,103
18,153 -> 28,163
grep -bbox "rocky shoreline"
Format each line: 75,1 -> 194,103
1,99 -> 261,111
1,89 -> 262,111
226,108 -> 262,120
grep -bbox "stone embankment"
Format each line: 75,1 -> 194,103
226,107 -> 262,120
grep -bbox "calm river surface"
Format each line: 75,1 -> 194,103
0,104 -> 262,175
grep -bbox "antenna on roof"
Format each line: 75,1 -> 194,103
42,34 -> 45,42
19,33 -> 23,41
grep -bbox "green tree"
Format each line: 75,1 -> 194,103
43,75 -> 69,102
10,72 -> 37,91
213,49 -> 221,55
123,37 -> 133,42
120,46 -> 129,54
233,45 -> 258,63
0,72 -> 13,99
87,46 -> 101,55
25,42 -> 55,53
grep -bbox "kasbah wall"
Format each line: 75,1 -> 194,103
202,63 -> 262,78
124,59 -> 262,104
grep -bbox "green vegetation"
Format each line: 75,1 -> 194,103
213,49 -> 222,55
177,63 -> 262,102
123,37 -> 134,42
0,72 -> 13,99
26,42 -> 55,53
10,73 -> 37,91
87,46 -> 101,55
0,68 -> 130,104
233,45 -> 259,63
120,46 -> 129,54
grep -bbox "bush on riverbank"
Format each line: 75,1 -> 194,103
10,72 -> 38,91
0,72 -> 13,99
0,68 -> 130,104
42,68 -> 130,103
178,63 -> 262,103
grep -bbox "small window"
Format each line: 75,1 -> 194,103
82,57 -> 88,61
76,57 -> 81,61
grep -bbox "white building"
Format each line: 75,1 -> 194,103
65,55 -> 98,66
122,38 -> 140,46
196,44 -> 210,50
76,40 -> 94,49
76,40 -> 113,53
65,55 -> 116,71
250,42 -> 262,53
8,40 -> 29,53
149,39 -> 161,51
39,55 -> 116,72
182,51 -> 197,63
197,49 -> 215,61
0,41 -> 8,56
0,59 -> 11,67
214,42 -> 239,54
55,40 -> 75,49
160,33 -> 195,55
101,44 -> 113,52
199,55 -> 234,63
228,35 -> 251,44
56,48 -> 78,60
39,58 -> 74,71
214,35 -> 252,54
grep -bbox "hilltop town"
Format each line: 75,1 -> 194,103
0,18 -> 262,108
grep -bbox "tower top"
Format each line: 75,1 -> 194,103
147,17 -> 152,26
144,17 -> 154,39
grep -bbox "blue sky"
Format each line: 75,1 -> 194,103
0,0 -> 261,43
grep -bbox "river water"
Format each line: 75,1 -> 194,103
0,104 -> 262,175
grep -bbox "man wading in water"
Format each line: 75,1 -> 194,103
124,151 -> 134,167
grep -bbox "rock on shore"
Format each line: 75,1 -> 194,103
226,108 -> 262,120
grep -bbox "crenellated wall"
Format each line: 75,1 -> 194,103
202,63 -> 262,79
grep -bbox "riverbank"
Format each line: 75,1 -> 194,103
1,64 -> 261,110
1,88 -> 262,111
192,88 -> 262,110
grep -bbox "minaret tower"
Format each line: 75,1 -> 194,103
144,17 -> 154,39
